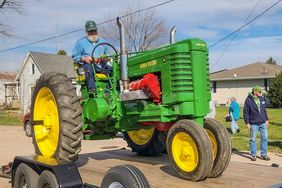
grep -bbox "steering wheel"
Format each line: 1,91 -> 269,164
91,42 -> 118,65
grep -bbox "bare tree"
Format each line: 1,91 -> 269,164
0,0 -> 23,36
100,3 -> 167,53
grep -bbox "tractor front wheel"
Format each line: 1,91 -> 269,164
204,118 -> 231,178
166,120 -> 213,181
31,72 -> 83,161
124,127 -> 165,156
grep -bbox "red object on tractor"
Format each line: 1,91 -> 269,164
141,122 -> 174,131
129,73 -> 161,103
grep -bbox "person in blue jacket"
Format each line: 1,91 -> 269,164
72,20 -> 112,93
229,97 -> 240,134
243,86 -> 270,161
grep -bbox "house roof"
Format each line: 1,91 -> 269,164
0,72 -> 16,81
210,62 -> 282,81
16,51 -> 75,80
30,52 -> 75,77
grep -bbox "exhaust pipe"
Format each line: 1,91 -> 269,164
170,26 -> 176,44
117,17 -> 129,92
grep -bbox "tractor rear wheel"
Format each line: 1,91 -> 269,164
166,120 -> 213,181
204,118 -> 231,178
31,72 -> 83,161
124,127 -> 165,156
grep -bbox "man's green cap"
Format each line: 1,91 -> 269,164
252,85 -> 262,92
85,20 -> 98,31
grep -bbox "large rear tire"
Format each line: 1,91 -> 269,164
101,165 -> 150,188
166,120 -> 213,181
124,127 -> 165,156
31,72 -> 83,161
204,118 -> 231,178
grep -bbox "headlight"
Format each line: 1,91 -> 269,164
77,67 -> 85,76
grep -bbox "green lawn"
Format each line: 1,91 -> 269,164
215,107 -> 282,153
0,110 -> 22,126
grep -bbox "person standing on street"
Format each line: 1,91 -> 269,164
243,86 -> 270,161
229,97 -> 240,134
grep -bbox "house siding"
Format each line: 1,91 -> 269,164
0,79 -> 6,105
211,79 -> 266,106
19,56 -> 41,114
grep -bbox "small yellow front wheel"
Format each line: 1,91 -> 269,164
124,126 -> 166,156
31,73 -> 83,161
166,120 -> 213,181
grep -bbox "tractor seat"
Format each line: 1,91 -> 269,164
96,73 -> 108,79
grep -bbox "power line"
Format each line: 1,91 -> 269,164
210,0 -> 262,71
209,0 -> 282,49
0,0 -> 174,53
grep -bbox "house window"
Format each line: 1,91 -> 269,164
31,63 -> 35,75
264,79 -> 268,91
212,81 -> 217,93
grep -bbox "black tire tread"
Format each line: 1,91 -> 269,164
101,165 -> 150,188
37,170 -> 59,188
204,118 -> 232,178
31,72 -> 83,161
14,163 -> 39,188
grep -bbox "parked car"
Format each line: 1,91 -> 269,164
23,112 -> 32,137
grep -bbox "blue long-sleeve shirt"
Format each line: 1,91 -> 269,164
72,37 -> 110,64
229,101 -> 240,121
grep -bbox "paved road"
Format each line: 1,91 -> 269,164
0,126 -> 281,188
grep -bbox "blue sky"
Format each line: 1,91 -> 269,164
0,0 -> 282,72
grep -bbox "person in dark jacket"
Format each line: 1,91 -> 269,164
243,86 -> 270,161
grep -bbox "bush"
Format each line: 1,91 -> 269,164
268,72 -> 282,108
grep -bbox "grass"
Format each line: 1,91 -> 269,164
215,107 -> 282,153
0,107 -> 281,153
0,110 -> 22,126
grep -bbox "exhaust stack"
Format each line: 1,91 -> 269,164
117,17 -> 129,92
170,26 -> 176,44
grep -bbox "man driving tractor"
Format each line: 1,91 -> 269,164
72,20 -> 112,93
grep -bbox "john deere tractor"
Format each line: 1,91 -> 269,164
30,17 -> 231,181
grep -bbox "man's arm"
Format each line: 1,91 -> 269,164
243,98 -> 250,128
72,41 -> 83,63
263,97 -> 269,127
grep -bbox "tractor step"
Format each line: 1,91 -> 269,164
120,90 -> 149,101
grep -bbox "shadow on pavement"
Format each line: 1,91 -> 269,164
76,148 -> 169,168
232,149 -> 253,160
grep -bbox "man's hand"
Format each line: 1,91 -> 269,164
246,123 -> 251,130
266,120 -> 270,128
81,56 -> 92,64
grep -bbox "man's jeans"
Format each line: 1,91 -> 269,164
231,120 -> 239,134
250,123 -> 268,157
82,63 -> 112,90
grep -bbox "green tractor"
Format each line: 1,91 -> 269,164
30,17 -> 231,181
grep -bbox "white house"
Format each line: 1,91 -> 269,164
0,72 -> 19,108
16,52 -> 76,114
210,62 -> 282,106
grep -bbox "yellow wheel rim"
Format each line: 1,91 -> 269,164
172,132 -> 199,172
33,87 -> 59,158
127,127 -> 154,145
206,129 -> 217,160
